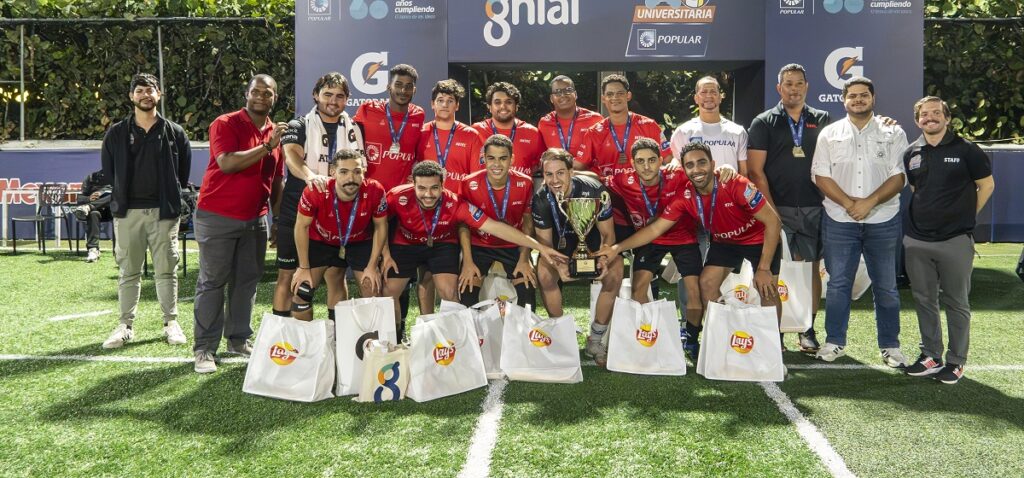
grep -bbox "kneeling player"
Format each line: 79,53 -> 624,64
532,148 -> 624,367
290,149 -> 388,321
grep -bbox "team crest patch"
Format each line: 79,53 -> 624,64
661,140 -> 671,151
908,156 -> 922,170
744,183 -> 763,208
376,198 -> 387,214
689,136 -> 703,143
398,196 -> 408,206
469,180 -> 479,191
469,204 -> 484,220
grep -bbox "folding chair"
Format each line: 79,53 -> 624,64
10,183 -> 67,255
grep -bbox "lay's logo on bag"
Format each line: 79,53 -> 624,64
269,342 -> 299,365
730,331 -> 754,354
528,328 -> 553,347
777,280 -> 790,302
432,340 -> 457,366
635,323 -> 658,347
731,284 -> 750,302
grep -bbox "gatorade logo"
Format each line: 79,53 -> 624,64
730,331 -> 754,354
528,328 -> 552,347
432,341 -> 457,366
777,279 -> 790,302
635,323 -> 658,347
351,51 -> 389,95
824,46 -> 864,90
269,342 -> 299,365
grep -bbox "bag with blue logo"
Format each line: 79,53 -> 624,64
355,340 -> 410,403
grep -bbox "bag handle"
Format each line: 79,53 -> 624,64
779,229 -> 794,261
350,300 -> 383,334
471,299 -> 496,310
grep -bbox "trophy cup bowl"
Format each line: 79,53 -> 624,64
558,196 -> 602,279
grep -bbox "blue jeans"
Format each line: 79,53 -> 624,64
822,214 -> 901,348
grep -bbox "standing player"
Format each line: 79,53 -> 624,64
472,82 -> 544,178
532,148 -> 624,367
457,134 -> 537,308
537,75 -> 603,158
670,76 -> 748,175
274,72 -> 363,320
289,150 -> 387,321
355,64 -> 424,192
419,79 -> 483,194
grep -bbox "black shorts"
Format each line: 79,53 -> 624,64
634,243 -> 702,277
776,206 -> 824,261
470,246 -> 520,278
342,240 -> 373,272
705,242 -> 781,275
389,242 -> 460,279
275,221 -> 298,270
307,239 -> 348,270
614,223 -> 635,244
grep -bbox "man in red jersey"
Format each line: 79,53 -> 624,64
354,64 -> 424,192
599,141 -> 782,357
381,161 -> 565,338
289,150 -> 388,321
537,75 -> 603,158
192,74 -> 287,374
457,134 -> 537,308
471,82 -> 544,178
419,79 -> 483,194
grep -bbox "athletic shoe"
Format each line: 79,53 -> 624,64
906,354 -> 943,377
163,320 -> 187,346
798,329 -> 820,353
73,205 -> 90,221
935,363 -> 965,384
86,248 -> 101,263
102,324 -> 134,349
815,343 -> 845,362
682,335 -> 700,361
880,347 -> 908,368
194,350 -> 217,374
226,339 -> 253,357
585,334 -> 607,367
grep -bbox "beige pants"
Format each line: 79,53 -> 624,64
113,208 -> 180,326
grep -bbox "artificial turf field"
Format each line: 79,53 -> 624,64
1,241 -> 1022,477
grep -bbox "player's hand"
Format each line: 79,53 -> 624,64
754,269 -> 777,304
846,197 -> 876,221
877,115 -> 898,126
269,223 -> 278,247
663,159 -> 682,173
291,267 -> 312,295
458,263 -> 482,294
307,174 -> 330,193
538,246 -> 568,267
381,254 -> 399,281
716,164 -> 737,183
595,255 -> 611,280
556,262 -> 574,283
268,122 -> 288,148
90,191 -> 102,201
513,258 -> 538,289
360,267 -> 382,295
594,243 -> 620,259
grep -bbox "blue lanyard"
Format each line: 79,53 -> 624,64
638,171 -> 663,221
786,109 -> 806,147
490,119 -> 517,142
384,102 -> 411,146
418,197 -> 443,241
555,108 -> 579,150
545,181 -> 573,239
332,188 -> 360,247
432,122 -> 457,168
608,114 -> 633,155
486,176 -> 511,222
694,180 -> 718,236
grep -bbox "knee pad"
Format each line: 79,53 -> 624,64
291,301 -> 312,313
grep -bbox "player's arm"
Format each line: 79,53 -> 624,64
810,134 -> 855,209
217,123 -> 288,174
752,204 -> 782,302
478,218 -> 566,265
595,217 -> 676,258
518,214 -> 535,264
291,211 -> 314,294
975,175 -> 995,214
360,215 -> 389,293
458,224 -> 481,293
746,149 -> 775,207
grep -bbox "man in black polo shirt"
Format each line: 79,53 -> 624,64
902,96 -> 994,385
747,63 -> 829,353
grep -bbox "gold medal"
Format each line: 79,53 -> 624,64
427,237 -> 434,248
792,146 -> 806,158
618,152 -> 628,164
339,246 -> 346,260
558,237 -> 566,250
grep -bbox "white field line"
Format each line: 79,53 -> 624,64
0,354 -> 248,364
457,378 -> 508,478
760,381 -> 856,478
47,310 -> 112,322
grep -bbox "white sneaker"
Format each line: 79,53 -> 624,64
102,324 -> 134,349
815,342 -> 846,362
163,320 -> 187,346
585,334 -> 607,366
86,248 -> 100,263
880,347 -> 908,368
194,350 -> 217,374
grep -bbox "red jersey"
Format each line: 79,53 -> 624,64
575,113 -> 671,178
471,118 -> 543,177
297,178 -> 387,246
663,175 -> 767,246
198,108 -> 284,221
418,121 -> 483,194
604,171 -> 697,245
386,185 -> 487,246
460,169 -> 534,248
354,100 -> 425,192
537,107 -> 604,158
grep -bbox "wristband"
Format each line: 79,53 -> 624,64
262,142 -> 274,153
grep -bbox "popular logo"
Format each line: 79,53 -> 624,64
780,0 -> 805,8
824,46 -> 864,90
309,0 -> 331,16
351,51 -> 389,95
483,0 -> 581,48
636,323 -> 659,347
823,0 -> 864,14
432,340 -> 457,366
350,0 -> 389,20
374,362 -> 403,402
777,279 -> 790,302
730,331 -> 754,354
269,342 -> 299,365
638,29 -> 657,50
528,327 -> 553,347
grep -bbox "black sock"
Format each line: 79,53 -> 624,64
272,309 -> 292,317
328,309 -> 336,321
685,322 -> 700,339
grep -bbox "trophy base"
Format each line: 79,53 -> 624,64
569,257 -> 600,279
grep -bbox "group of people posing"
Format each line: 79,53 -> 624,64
94,62 -> 993,385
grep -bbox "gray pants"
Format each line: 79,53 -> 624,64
903,234 -> 974,365
113,208 -> 179,326
193,209 -> 267,353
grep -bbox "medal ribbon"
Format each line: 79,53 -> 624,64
418,196 -> 444,243
486,176 -> 511,222
786,108 -> 806,148
638,171 -> 663,222
555,108 -> 579,150
608,114 -> 633,157
432,122 -> 457,168
333,187 -> 360,248
384,102 -> 411,148
693,180 -> 718,237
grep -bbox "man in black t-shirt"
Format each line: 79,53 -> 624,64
901,96 -> 994,385
273,72 -> 364,319
532,148 -> 622,367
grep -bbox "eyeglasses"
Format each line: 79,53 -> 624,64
551,87 -> 576,97
603,90 -> 628,99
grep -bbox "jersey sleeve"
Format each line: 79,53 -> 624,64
669,126 -> 687,159
965,141 -> 993,181
281,117 -> 305,146
734,176 -> 766,215
596,184 -> 614,221
531,190 -> 554,229
208,117 -> 240,161
371,183 -> 388,218
661,195 -> 693,222
297,185 -> 318,218
458,201 -> 489,229
574,128 -> 596,168
353,103 -> 369,126
644,122 -> 672,159
747,116 -> 769,151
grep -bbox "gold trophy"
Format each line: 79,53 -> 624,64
557,194 -> 603,279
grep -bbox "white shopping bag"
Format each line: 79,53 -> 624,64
820,256 -> 872,301
778,231 -> 814,333
697,300 -> 784,382
354,340 -> 410,403
589,278 -> 652,320
500,307 -> 583,383
480,272 -> 518,303
407,310 -> 488,402
243,313 -> 336,402
606,297 -> 686,376
335,297 -> 399,396
472,299 -> 516,379
439,300 -> 466,314
719,260 -> 762,305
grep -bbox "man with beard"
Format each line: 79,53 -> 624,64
538,75 -> 603,159
192,74 -> 287,373
419,79 -> 482,194
273,72 -> 364,320
472,82 -> 544,178
289,149 -> 388,321
355,64 -> 424,192
99,73 -> 191,350
810,76 -> 909,368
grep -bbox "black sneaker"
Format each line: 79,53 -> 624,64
935,363 -> 964,384
798,329 -> 820,353
682,331 -> 700,361
905,354 -> 943,377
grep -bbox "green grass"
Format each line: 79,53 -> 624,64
1,241 -> 1022,477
